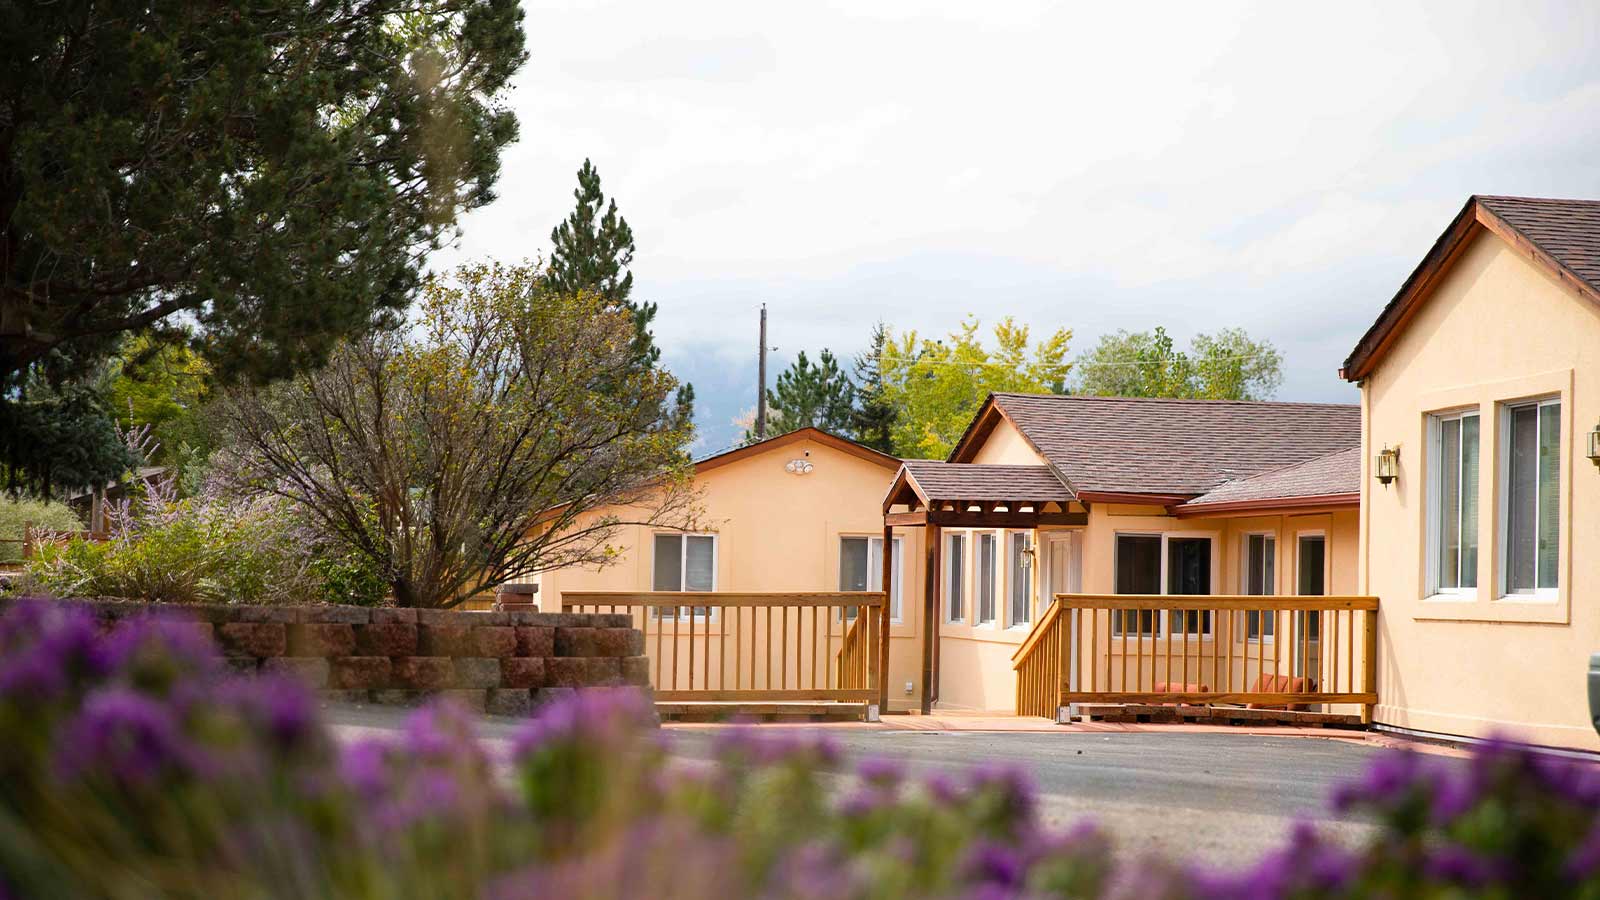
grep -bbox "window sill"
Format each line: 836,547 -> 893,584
1412,590 -> 1568,625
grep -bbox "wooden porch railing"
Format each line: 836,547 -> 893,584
562,592 -> 883,708
1014,594 -> 1378,720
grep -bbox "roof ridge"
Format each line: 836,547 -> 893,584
1216,444 -> 1361,484
1475,194 -> 1600,205
991,391 -> 1359,410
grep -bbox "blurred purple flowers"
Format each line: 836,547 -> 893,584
4,597 -> 1600,899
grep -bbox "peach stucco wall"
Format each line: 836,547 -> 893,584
1359,228 -> 1600,751
537,436 -> 928,712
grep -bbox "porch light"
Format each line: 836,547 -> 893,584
784,459 -> 814,475
1588,421 -> 1600,469
1375,444 -> 1400,487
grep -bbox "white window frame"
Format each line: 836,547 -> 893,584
1111,531 -> 1218,639
1006,530 -> 1034,630
838,535 -> 904,624
944,532 -> 967,624
651,532 -> 718,620
1239,531 -> 1276,643
1293,530 -> 1328,649
1498,396 -> 1561,601
975,531 -> 1000,627
1425,408 -> 1480,599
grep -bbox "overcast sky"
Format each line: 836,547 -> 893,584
431,0 -> 1600,453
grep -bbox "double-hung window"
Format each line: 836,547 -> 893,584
976,532 -> 998,625
1242,533 -> 1275,640
1428,409 -> 1480,595
945,533 -> 966,623
652,533 -> 715,617
839,536 -> 903,622
1502,398 -> 1560,596
1008,532 -> 1032,627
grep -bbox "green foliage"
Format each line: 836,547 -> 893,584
0,374 -> 136,498
211,262 -> 698,609
19,494 -> 363,605
881,317 -> 1073,459
1074,326 -> 1283,400
107,335 -> 215,475
849,321 -> 898,454
0,498 -> 83,564
545,160 -> 694,428
1,0 -> 528,403
750,350 -> 855,440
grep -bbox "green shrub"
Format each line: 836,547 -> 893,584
0,497 -> 83,564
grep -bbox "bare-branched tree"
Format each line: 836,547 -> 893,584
212,262 -> 698,608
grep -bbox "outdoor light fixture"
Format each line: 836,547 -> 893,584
1588,421 -> 1600,469
1375,444 -> 1400,487
784,459 -> 814,475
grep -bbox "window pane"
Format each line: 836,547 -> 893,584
1298,536 -> 1325,597
947,534 -> 965,622
840,538 -> 869,592
890,538 -> 902,621
652,535 -> 682,591
977,533 -> 997,624
1460,415 -> 1479,588
1167,537 -> 1211,634
1114,535 -> 1161,635
1538,404 -> 1560,590
685,535 -> 715,591
1437,417 -> 1461,590
1010,533 -> 1032,625
1245,534 -> 1274,639
1506,405 -> 1539,591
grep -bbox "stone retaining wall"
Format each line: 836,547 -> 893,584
23,599 -> 650,717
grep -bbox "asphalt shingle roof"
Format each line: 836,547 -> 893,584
1180,446 -> 1361,508
899,460 -> 1072,503
1477,195 -> 1600,294
988,393 -> 1361,497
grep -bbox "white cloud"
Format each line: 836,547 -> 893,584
435,0 -> 1600,449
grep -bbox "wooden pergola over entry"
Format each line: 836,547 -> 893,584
880,460 -> 1085,714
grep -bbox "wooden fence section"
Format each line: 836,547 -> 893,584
1014,594 -> 1378,721
561,592 -> 884,709
0,525 -> 111,569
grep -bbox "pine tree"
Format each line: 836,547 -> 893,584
755,350 -> 855,438
849,321 -> 898,454
547,160 -> 694,423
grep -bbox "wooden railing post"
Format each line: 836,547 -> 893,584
1362,607 -> 1378,724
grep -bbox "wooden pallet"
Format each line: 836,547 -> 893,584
1074,703 -> 1362,728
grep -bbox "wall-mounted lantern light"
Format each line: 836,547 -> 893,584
1587,422 -> 1600,469
1375,444 -> 1400,487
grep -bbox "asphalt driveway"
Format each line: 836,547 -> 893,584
325,704 -> 1431,865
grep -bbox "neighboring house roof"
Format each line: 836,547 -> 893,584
693,427 -> 900,474
894,460 -> 1074,506
1174,447 -> 1361,515
950,393 -> 1360,499
1342,194 -> 1600,382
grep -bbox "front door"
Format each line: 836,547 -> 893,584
1295,535 -> 1326,683
1043,532 -> 1080,688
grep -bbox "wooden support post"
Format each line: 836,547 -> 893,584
1362,607 -> 1378,724
921,524 -> 941,715
879,523 -> 893,712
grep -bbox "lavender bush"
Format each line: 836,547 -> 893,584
1,599 -> 1597,899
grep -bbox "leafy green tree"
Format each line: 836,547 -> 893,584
0,0 -> 528,412
546,159 -> 693,425
211,262 -> 697,609
1074,326 -> 1282,400
849,321 -> 898,454
749,350 -> 854,440
107,336 -> 214,478
882,318 -> 1072,459
1,372 -> 135,499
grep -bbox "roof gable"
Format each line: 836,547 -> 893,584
694,428 -> 899,475
969,393 -> 1359,498
1342,195 -> 1600,382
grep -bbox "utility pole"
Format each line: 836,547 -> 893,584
756,304 -> 768,440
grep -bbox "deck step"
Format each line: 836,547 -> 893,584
656,700 -> 870,722
1074,703 -> 1363,728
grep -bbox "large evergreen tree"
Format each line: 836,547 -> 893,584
0,0 -> 528,480
849,321 -> 898,454
547,159 -> 693,425
750,350 -> 854,440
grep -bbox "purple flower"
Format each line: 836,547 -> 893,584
511,688 -> 653,761
340,739 -> 393,796
54,686 -> 201,786
0,601 -> 108,701
857,755 -> 905,788
214,674 -> 319,754
963,840 -> 1027,888
1566,823 -> 1600,880
1424,843 -> 1500,887
101,614 -> 219,691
